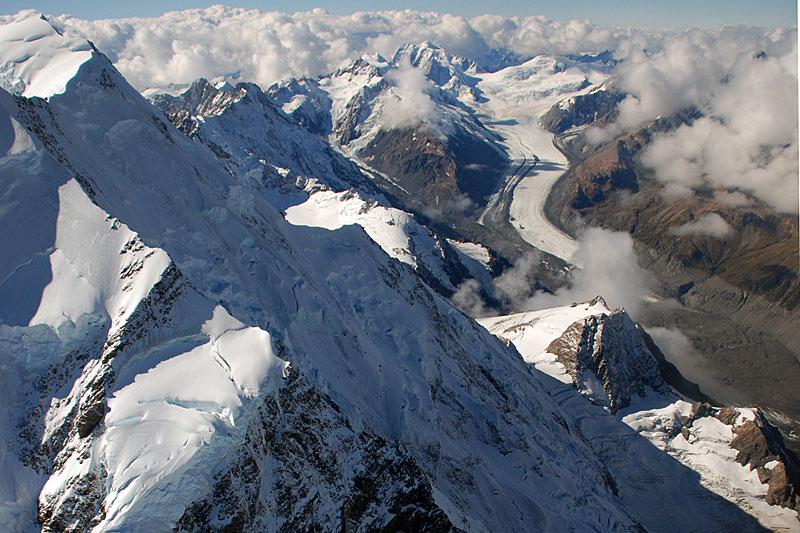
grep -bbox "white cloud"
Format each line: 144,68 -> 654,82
48,8 -> 796,213
671,213 -> 733,239
51,7 -> 649,93
382,57 -> 438,130
52,8 -> 486,91
646,326 -> 741,403
524,228 -> 654,318
451,278 -> 492,318
452,228 -> 654,319
469,14 -> 648,58
493,251 -> 542,307
609,26 -> 799,213
712,190 -> 750,208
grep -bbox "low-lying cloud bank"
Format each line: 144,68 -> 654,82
597,26 -> 798,214
454,228 -> 654,319
52,7 -> 650,91
646,326 -> 744,404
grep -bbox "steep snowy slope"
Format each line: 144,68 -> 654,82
150,77 -> 374,206
480,301 -> 800,531
0,11 -> 651,532
150,76 -> 492,297
0,56 -> 291,529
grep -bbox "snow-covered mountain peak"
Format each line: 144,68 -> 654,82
330,53 -> 390,81
391,41 -> 480,96
0,10 -> 93,99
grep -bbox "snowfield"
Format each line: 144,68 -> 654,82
286,188 -> 432,269
0,11 -> 92,98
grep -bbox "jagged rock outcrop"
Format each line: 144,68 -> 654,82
732,415 -> 800,514
266,77 -> 333,134
480,300 -> 799,530
540,88 -> 624,134
546,303 -> 667,412
672,402 -> 800,516
150,78 -> 246,137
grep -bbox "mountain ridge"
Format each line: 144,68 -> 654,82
0,9 -> 797,532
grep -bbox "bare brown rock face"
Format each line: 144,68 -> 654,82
546,307 -> 666,412
731,417 -> 800,514
566,140 -> 639,209
359,125 -> 508,208
665,401 -> 800,516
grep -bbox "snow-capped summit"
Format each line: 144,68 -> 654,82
391,41 -> 478,95
0,10 -> 93,98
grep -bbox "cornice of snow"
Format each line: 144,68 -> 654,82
0,10 -> 94,99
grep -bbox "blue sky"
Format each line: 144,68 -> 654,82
7,0 -> 798,27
